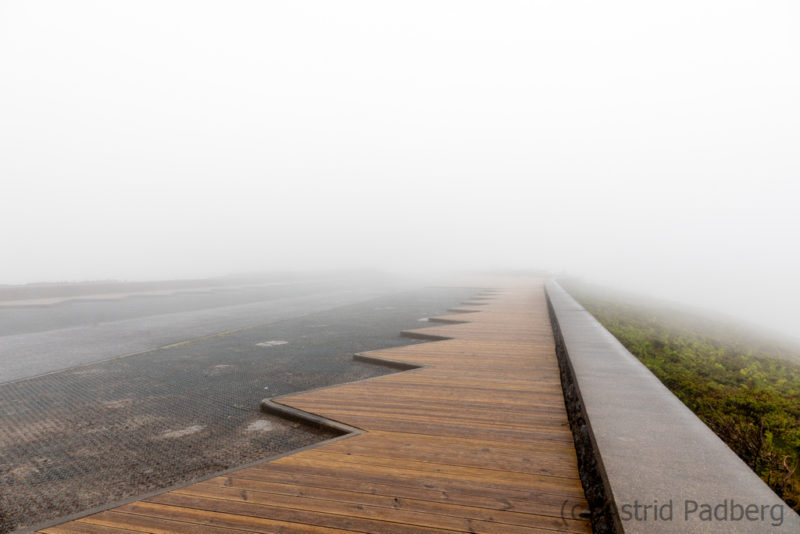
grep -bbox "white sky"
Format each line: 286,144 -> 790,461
1,1 -> 799,338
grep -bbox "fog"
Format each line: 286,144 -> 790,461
1,2 -> 798,339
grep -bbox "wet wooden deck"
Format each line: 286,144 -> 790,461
41,280 -> 591,533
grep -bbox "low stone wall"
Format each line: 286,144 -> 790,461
545,280 -> 800,533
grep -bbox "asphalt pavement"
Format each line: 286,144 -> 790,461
0,278 -> 396,384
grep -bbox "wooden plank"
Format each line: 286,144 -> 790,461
78,510 -> 254,534
280,404 -> 571,427
325,430 -> 577,455
287,450 -> 581,484
307,445 -> 581,478
141,494 -> 468,534
188,478 -> 589,530
101,504 -> 359,534
281,403 -> 571,426
298,416 -> 574,443
282,397 -> 570,415
209,471 -> 586,517
284,385 -> 568,403
282,380 -> 567,397
282,394 -> 568,412
248,460 -> 586,498
40,523 -> 142,534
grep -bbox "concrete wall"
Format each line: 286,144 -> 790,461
545,280 -> 800,533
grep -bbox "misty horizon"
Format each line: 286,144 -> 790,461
2,1 -> 798,339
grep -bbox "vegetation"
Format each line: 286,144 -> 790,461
562,281 -> 800,512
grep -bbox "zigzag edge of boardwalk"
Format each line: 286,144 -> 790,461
39,279 -> 591,534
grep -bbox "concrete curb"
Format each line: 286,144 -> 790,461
426,317 -> 470,325
352,353 -> 420,370
399,330 -> 452,341
259,399 -> 360,435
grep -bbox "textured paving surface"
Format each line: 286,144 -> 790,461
0,286 -> 475,533
44,280 -> 591,533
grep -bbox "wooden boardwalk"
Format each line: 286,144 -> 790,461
41,281 -> 591,534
